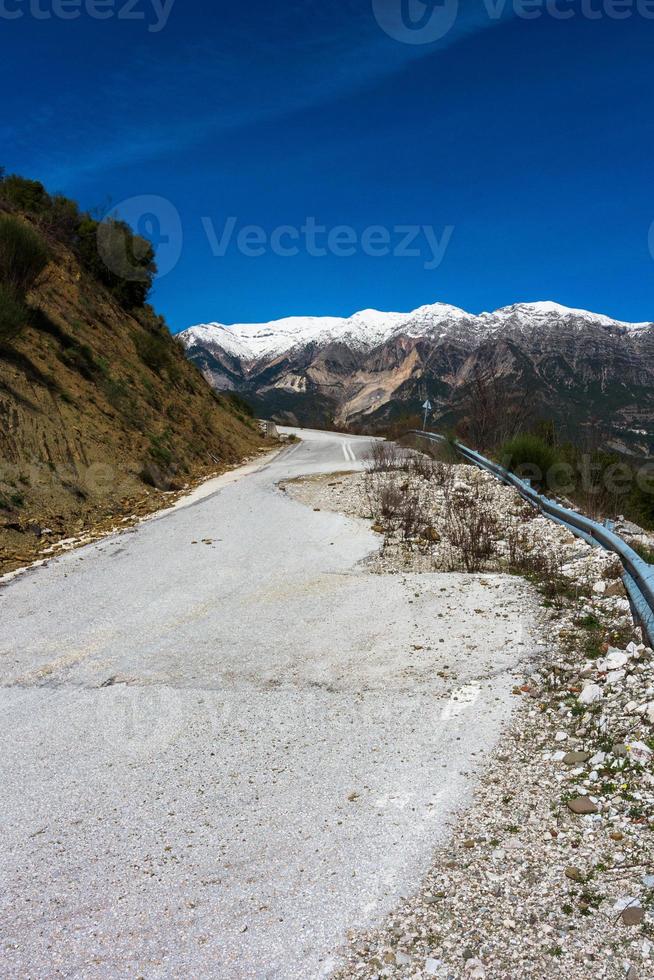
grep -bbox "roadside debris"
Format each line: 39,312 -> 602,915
289,453 -> 654,978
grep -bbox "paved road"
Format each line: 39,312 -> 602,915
0,428 -> 538,979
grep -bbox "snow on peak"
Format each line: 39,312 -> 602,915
487,301 -> 651,331
412,302 -> 470,319
181,305 -> 463,361
180,300 -> 652,361
182,316 -> 343,360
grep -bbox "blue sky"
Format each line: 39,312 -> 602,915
3,1 -> 654,330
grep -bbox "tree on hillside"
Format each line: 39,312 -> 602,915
0,173 -> 157,309
455,362 -> 532,451
0,215 -> 50,341
0,174 -> 51,214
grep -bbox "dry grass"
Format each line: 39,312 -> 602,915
0,236 -> 265,572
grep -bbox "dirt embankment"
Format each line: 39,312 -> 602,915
0,225 -> 266,574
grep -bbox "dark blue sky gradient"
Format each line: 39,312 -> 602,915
3,1 -> 654,329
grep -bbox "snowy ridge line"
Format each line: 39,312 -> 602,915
179,301 -> 653,363
411,430 -> 654,645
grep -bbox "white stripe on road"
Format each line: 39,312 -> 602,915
441,684 -> 481,721
342,442 -> 357,462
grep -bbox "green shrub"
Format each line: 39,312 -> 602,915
1,171 -> 155,310
224,391 -> 255,418
627,483 -> 654,532
134,330 -> 172,375
148,433 -> 173,467
41,194 -> 81,244
0,215 -> 49,295
0,174 -> 51,214
0,283 -> 28,341
500,434 -> 563,490
59,342 -> 101,381
102,375 -> 129,408
141,432 -> 177,490
634,541 -> 654,564
77,217 -> 156,308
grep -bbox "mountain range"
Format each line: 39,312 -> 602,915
178,301 -> 654,455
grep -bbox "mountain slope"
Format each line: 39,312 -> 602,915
179,302 -> 654,451
0,186 -> 264,571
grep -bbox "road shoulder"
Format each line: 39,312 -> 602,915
0,445 -> 284,586
288,464 -> 654,979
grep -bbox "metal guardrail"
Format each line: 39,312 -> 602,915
409,430 -> 654,646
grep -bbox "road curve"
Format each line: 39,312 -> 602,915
0,428 -> 538,979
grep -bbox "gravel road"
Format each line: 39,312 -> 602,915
0,428 -> 539,979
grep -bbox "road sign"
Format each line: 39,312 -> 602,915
422,400 -> 432,431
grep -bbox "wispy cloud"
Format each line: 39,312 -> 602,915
8,2 -> 511,186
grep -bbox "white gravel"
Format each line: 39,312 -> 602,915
0,430 -> 542,979
289,453 -> 654,979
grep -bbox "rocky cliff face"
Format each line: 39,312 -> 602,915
179,302 -> 654,454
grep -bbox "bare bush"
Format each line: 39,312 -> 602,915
366,440 -> 404,473
379,476 -> 403,520
445,483 -> 499,572
505,521 -> 530,569
407,453 -> 435,481
432,459 -> 456,495
364,467 -> 435,547
399,491 -> 430,542
505,534 -> 579,607
361,469 -> 377,520
367,441 -> 459,502
453,362 -> 533,451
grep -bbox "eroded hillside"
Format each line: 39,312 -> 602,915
0,186 -> 264,573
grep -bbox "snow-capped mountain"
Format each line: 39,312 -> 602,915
181,303 -> 473,362
178,301 -> 654,452
182,301 -> 651,361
